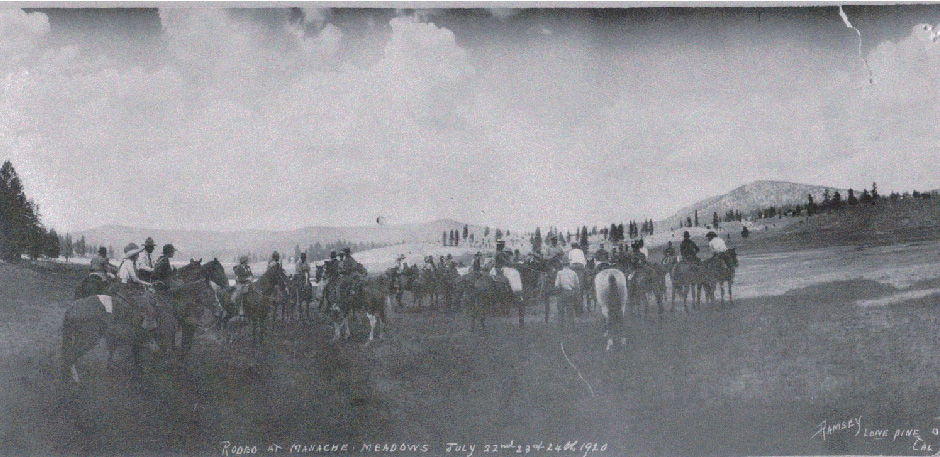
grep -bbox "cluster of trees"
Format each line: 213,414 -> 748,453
530,226 -> 595,252
0,161 -> 57,262
749,182 -> 940,221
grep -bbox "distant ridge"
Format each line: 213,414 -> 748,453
75,219 -> 485,261
661,180 -> 846,228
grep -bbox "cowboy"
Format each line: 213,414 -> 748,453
113,243 -> 157,330
340,247 -> 364,276
137,237 -> 157,282
637,238 -> 650,259
554,258 -> 581,327
594,243 -> 610,263
296,252 -> 311,281
152,244 -> 176,289
90,246 -> 117,281
706,231 -> 730,266
268,251 -> 282,270
472,252 -> 483,273
324,251 -> 340,281
679,231 -> 701,263
232,256 -> 253,311
662,241 -> 677,263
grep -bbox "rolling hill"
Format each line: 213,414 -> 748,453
75,219 -> 485,261
660,180 -> 846,229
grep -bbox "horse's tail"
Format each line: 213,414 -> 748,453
607,274 -> 622,304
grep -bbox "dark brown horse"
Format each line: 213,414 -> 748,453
625,260 -> 668,320
701,249 -> 739,307
460,270 -> 518,334
74,274 -> 111,300
325,274 -> 387,344
667,257 -> 703,312
242,266 -> 286,347
61,260 -> 224,383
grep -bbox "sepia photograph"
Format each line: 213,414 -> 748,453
2,2 -> 940,455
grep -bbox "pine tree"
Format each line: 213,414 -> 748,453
532,227 -> 542,253
63,233 -> 73,262
463,225 -> 468,239
713,212 -> 720,228
580,225 -> 588,248
832,191 -> 843,209
0,161 -> 46,261
442,231 -> 447,246
871,182 -> 879,202
847,189 -> 858,205
694,211 -> 699,227
806,194 -> 817,216
45,229 -> 60,259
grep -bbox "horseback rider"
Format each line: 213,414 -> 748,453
296,252 -> 311,282
594,243 -> 609,263
637,238 -> 649,259
137,237 -> 157,282
231,256 -> 253,312
151,244 -> 176,290
113,243 -> 157,330
662,241 -> 677,264
705,231 -> 730,266
340,247 -> 364,275
472,252 -> 483,273
90,246 -> 117,281
324,251 -> 340,281
679,231 -> 701,263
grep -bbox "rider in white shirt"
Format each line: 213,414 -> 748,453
567,243 -> 587,267
706,231 -> 728,254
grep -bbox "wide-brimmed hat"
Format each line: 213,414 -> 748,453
144,237 -> 155,247
343,247 -> 351,254
124,243 -> 142,256
163,244 -> 176,254
705,231 -> 718,239
239,255 -> 249,264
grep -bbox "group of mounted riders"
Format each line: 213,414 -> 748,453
83,237 -> 182,331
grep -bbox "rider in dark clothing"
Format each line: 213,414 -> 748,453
679,231 -> 701,263
152,244 -> 176,289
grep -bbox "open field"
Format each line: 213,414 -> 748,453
3,218 -> 940,456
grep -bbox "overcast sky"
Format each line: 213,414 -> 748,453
2,5 -> 940,232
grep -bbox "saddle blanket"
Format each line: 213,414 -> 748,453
96,295 -> 114,314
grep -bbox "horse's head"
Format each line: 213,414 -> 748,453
202,258 -> 229,289
727,249 -> 739,269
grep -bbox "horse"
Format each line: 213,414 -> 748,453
170,258 -> 228,360
457,265 -> 524,333
594,268 -> 628,351
490,266 -> 525,327
517,257 -> 556,322
625,260 -> 668,320
325,274 -> 387,344
384,266 -> 404,309
74,274 -> 110,300
666,257 -> 703,312
701,249 -> 739,307
410,266 -> 437,310
60,260 -> 223,384
242,266 -> 287,347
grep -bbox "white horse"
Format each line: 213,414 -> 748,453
594,268 -> 628,351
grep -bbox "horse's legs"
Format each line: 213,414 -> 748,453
179,324 -> 196,362
728,281 -> 734,306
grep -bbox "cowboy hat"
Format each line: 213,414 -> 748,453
144,237 -> 155,247
705,231 -> 718,239
163,244 -> 176,255
123,242 -> 143,257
